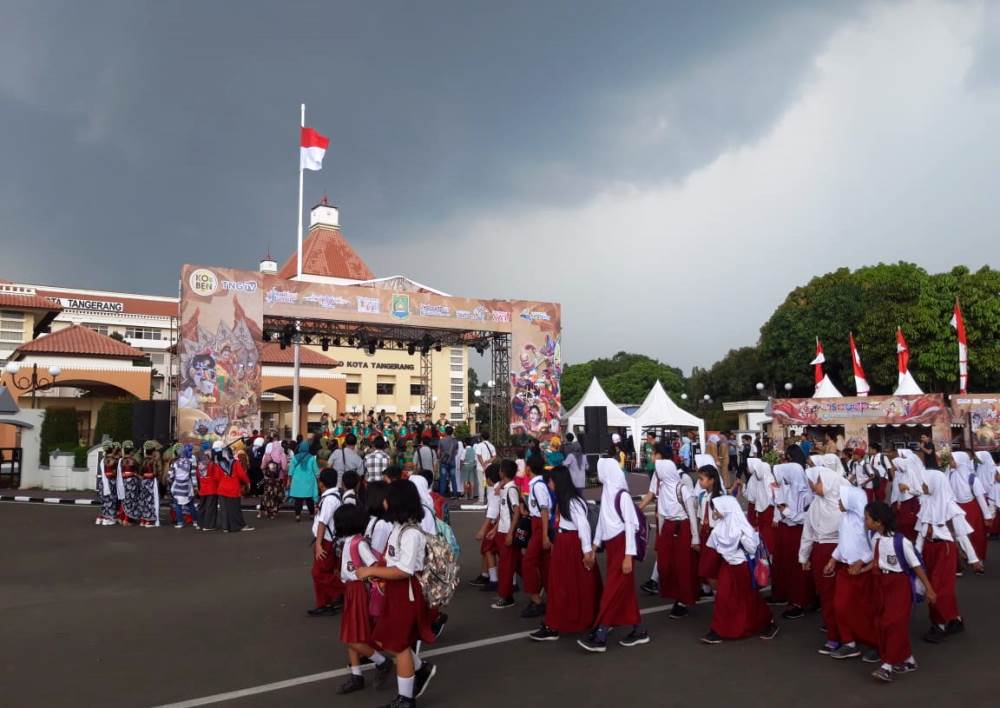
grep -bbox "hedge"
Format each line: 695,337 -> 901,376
92,401 -> 135,445
39,407 -> 79,465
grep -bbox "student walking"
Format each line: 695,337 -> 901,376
308,469 -> 343,616
491,460 -> 522,609
801,455 -> 846,654
772,457 -> 815,618
520,462 -> 552,619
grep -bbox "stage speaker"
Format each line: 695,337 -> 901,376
151,400 -> 171,444
583,406 -> 610,454
132,401 -> 172,445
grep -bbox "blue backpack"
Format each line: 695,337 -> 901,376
613,489 -> 649,562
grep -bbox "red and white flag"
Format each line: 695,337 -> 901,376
300,127 -> 329,171
950,298 -> 968,394
849,332 -> 869,397
896,327 -> 910,374
809,337 -> 826,386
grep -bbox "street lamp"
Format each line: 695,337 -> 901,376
4,362 -> 61,408
680,393 -> 688,401
486,380 -> 496,434
756,382 -> 765,393
703,394 -> 711,402
784,382 -> 793,396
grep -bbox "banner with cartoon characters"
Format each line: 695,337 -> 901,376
950,395 -> 1000,450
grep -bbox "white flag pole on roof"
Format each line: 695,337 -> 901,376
292,103 -> 305,439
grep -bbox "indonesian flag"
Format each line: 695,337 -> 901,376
809,337 -> 826,386
849,332 -> 869,397
300,127 -> 329,171
950,298 -> 968,394
896,327 -> 910,374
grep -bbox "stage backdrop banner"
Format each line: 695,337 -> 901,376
178,265 -> 561,440
950,395 -> 1000,451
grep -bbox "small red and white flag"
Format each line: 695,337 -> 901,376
950,298 -> 968,394
300,127 -> 330,171
849,332 -> 869,397
896,327 -> 910,374
809,337 -> 826,386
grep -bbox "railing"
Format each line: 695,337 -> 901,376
0,447 -> 22,488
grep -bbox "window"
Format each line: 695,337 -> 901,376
376,382 -> 394,395
450,383 -> 464,394
450,363 -> 463,372
84,322 -> 109,336
346,382 -> 360,395
0,310 -> 24,344
124,326 -> 161,340
410,383 -> 425,396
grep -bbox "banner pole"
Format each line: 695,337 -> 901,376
292,103 -> 305,439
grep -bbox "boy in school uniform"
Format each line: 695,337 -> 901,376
308,469 -> 344,616
491,460 -> 523,609
471,464 -> 502,591
521,456 -> 552,618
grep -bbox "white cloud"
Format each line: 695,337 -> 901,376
372,0 -> 999,372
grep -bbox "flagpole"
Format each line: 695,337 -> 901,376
292,103 -> 305,440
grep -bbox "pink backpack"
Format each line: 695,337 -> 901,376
349,536 -> 386,618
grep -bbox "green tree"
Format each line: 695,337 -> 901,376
561,352 -> 687,409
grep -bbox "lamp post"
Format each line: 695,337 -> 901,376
784,382 -> 793,397
4,362 -> 61,409
486,380 -> 495,435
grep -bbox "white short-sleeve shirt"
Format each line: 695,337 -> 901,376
341,534 -> 379,582
527,477 -> 550,518
312,489 -> 341,542
873,533 -> 920,573
366,517 -> 393,555
497,482 -> 519,533
485,484 -> 501,521
386,523 -> 426,575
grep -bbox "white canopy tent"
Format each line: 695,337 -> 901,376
630,380 -> 706,449
565,377 -> 636,431
813,374 -> 843,398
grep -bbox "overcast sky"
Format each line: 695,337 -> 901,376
2,0 -> 998,373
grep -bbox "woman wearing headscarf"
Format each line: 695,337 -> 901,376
747,457 -> 778,557
578,458 -> 649,652
824,485 -> 878,661
701,496 -> 777,644
948,451 -> 992,564
288,440 -> 320,522
801,454 -> 847,653
915,467 -> 980,642
975,451 -> 1000,538
890,453 -> 922,542
214,443 -> 254,532
771,455 -> 815,619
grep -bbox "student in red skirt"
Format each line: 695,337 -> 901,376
470,464 -> 502,591
308,469 -> 344,617
824,485 -> 878,661
772,453 -> 815,619
521,455 -> 552,619
578,457 -> 649,652
529,466 -> 603,641
365,480 -> 393,557
358,480 -> 437,708
949,451 -> 992,566
974,451 -> 1000,539
747,457 -> 778,563
701,496 -> 778,644
332,504 -> 393,695
801,455 -> 847,655
890,453 -> 922,542
863,501 -> 937,682
491,460 -> 523,609
914,467 -> 981,644
696,464 -> 726,592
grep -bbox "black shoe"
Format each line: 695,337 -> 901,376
478,580 -> 498,592
945,618 -> 965,635
469,575 -> 489,587
431,613 -> 448,639
520,602 -> 545,619
619,629 -> 650,647
764,596 -> 786,606
871,667 -> 893,683
379,696 -> 416,708
491,598 -> 515,609
923,625 -> 947,644
700,631 -> 723,645
893,660 -> 918,674
528,625 -> 560,642
861,648 -> 880,664
781,606 -> 805,620
759,623 -> 780,640
669,603 -> 689,620
639,579 -> 660,595
577,636 -> 607,653
414,662 -> 436,699
306,605 -> 337,616
805,599 -> 821,613
373,659 -> 393,689
336,675 -> 365,695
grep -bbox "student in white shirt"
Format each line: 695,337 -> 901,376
409,473 -> 439,536
491,460 -> 523,609
364,480 -> 393,556
529,466 -> 602,642
473,433 -> 498,504
695,464 -> 725,593
771,455 -> 815,618
974,451 -> 1000,539
308,469 -> 343,617
862,501 -> 936,682
890,454 -> 922,541
948,451 -> 992,566
471,464 -> 502,591
521,456 -> 552,619
360,480 -> 437,707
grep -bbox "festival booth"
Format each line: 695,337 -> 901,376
176,265 -> 561,444
769,394 -> 951,454
564,377 -> 635,433
630,380 -> 705,449
950,394 -> 1000,451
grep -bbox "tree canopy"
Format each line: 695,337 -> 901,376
561,351 -> 686,410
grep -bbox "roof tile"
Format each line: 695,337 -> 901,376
13,325 -> 147,359
277,225 -> 375,280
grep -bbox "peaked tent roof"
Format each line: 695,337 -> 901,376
277,223 -> 375,281
11,325 -> 147,361
631,380 -> 704,429
813,374 -> 843,399
894,370 -> 925,396
566,377 -> 635,428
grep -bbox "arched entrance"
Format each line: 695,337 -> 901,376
262,382 -> 345,439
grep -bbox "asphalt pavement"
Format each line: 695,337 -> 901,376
1,491 -> 997,708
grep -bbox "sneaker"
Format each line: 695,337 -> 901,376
700,631 -> 723,645
373,659 -> 393,689
818,641 -> 840,655
174,523 -> 184,529
431,613 -> 448,639
759,623 -> 780,640
830,644 -> 861,659
413,661 -> 436,699
923,625 -> 947,644
955,569 -> 964,577
306,605 -> 338,617
94,517 -> 102,526
893,660 -> 918,674
336,675 -> 365,695
871,667 -> 893,683
193,523 -> 200,529
528,626 -> 560,642
945,618 -> 965,635
240,525 -> 255,532
619,629 -> 650,647
639,579 -> 660,595
379,696 -> 416,708
520,602 -> 545,619
862,648 -> 880,663
781,606 -> 805,620
491,598 -> 515,610
469,575 -> 489,587
974,568 -> 985,576
669,603 -> 689,619
696,589 -> 715,604
102,519 -> 116,526
577,636 -> 607,653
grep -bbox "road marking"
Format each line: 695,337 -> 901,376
151,603 -> 677,708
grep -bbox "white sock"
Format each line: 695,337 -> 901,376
937,623 -> 946,630
370,651 -> 386,666
399,675 -> 415,698
651,564 -> 659,582
881,662 -> 892,671
413,654 -> 423,671
488,567 -> 498,582
905,655 -> 915,664
351,666 -> 362,677
843,642 -> 856,648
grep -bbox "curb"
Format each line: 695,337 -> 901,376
0,495 -> 267,511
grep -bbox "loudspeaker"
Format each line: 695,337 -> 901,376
132,401 -> 171,445
583,406 -> 610,454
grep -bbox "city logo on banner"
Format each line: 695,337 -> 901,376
519,308 -> 551,322
420,303 -> 450,318
357,296 -> 381,314
391,294 -> 410,320
265,288 -> 298,305
188,269 -> 219,297
491,310 -> 511,322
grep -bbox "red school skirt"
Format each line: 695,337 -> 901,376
710,561 -> 772,639
340,580 -> 374,644
894,498 -> 920,543
958,500 -> 987,562
372,575 -> 435,654
756,507 -> 777,562
521,517 -> 550,595
810,544 -> 839,643
921,539 -> 960,626
657,519 -> 699,605
775,524 -> 815,608
594,532 -> 641,628
833,565 -> 877,647
697,523 -> 721,581
311,539 -> 344,608
544,530 -> 603,633
874,570 -> 912,665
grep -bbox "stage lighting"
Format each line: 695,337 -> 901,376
378,340 -> 385,348
367,341 -> 377,355
434,343 -> 442,352
333,337 -> 341,347
320,338 -> 330,352
420,343 -> 430,356
304,335 -> 313,345
347,337 -> 355,347
407,343 -> 416,356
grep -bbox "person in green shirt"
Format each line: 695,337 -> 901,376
642,431 -> 657,475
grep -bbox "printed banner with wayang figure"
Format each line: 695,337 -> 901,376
951,395 -> 1000,451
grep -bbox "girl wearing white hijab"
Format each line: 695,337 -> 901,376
801,455 -> 847,653
890,454 -> 922,542
578,458 -> 649,652
949,451 -> 992,564
701,496 -> 777,644
747,457 -> 779,560
409,474 -> 439,536
695,463 -> 726,590
974,451 -> 1000,538
825,485 -> 878,661
915,467 -> 980,643
771,459 -> 816,618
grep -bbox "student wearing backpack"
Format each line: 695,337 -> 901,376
578,458 -> 649,652
333,504 -> 393,695
471,464 -> 502,591
308,469 -> 344,617
359,480 -> 437,708
890,455 -> 922,542
771,457 -> 816,620
521,458 -> 553,619
491,460 -> 523,609
529,466 -> 603,641
695,464 -> 725,589
863,501 -> 937,682
948,451 -> 992,565
801,456 -> 847,655
365,480 -> 393,556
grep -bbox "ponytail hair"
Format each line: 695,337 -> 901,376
697,464 -> 723,498
864,500 -> 896,534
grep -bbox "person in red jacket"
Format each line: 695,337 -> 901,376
212,442 -> 255,533
198,442 -> 220,531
